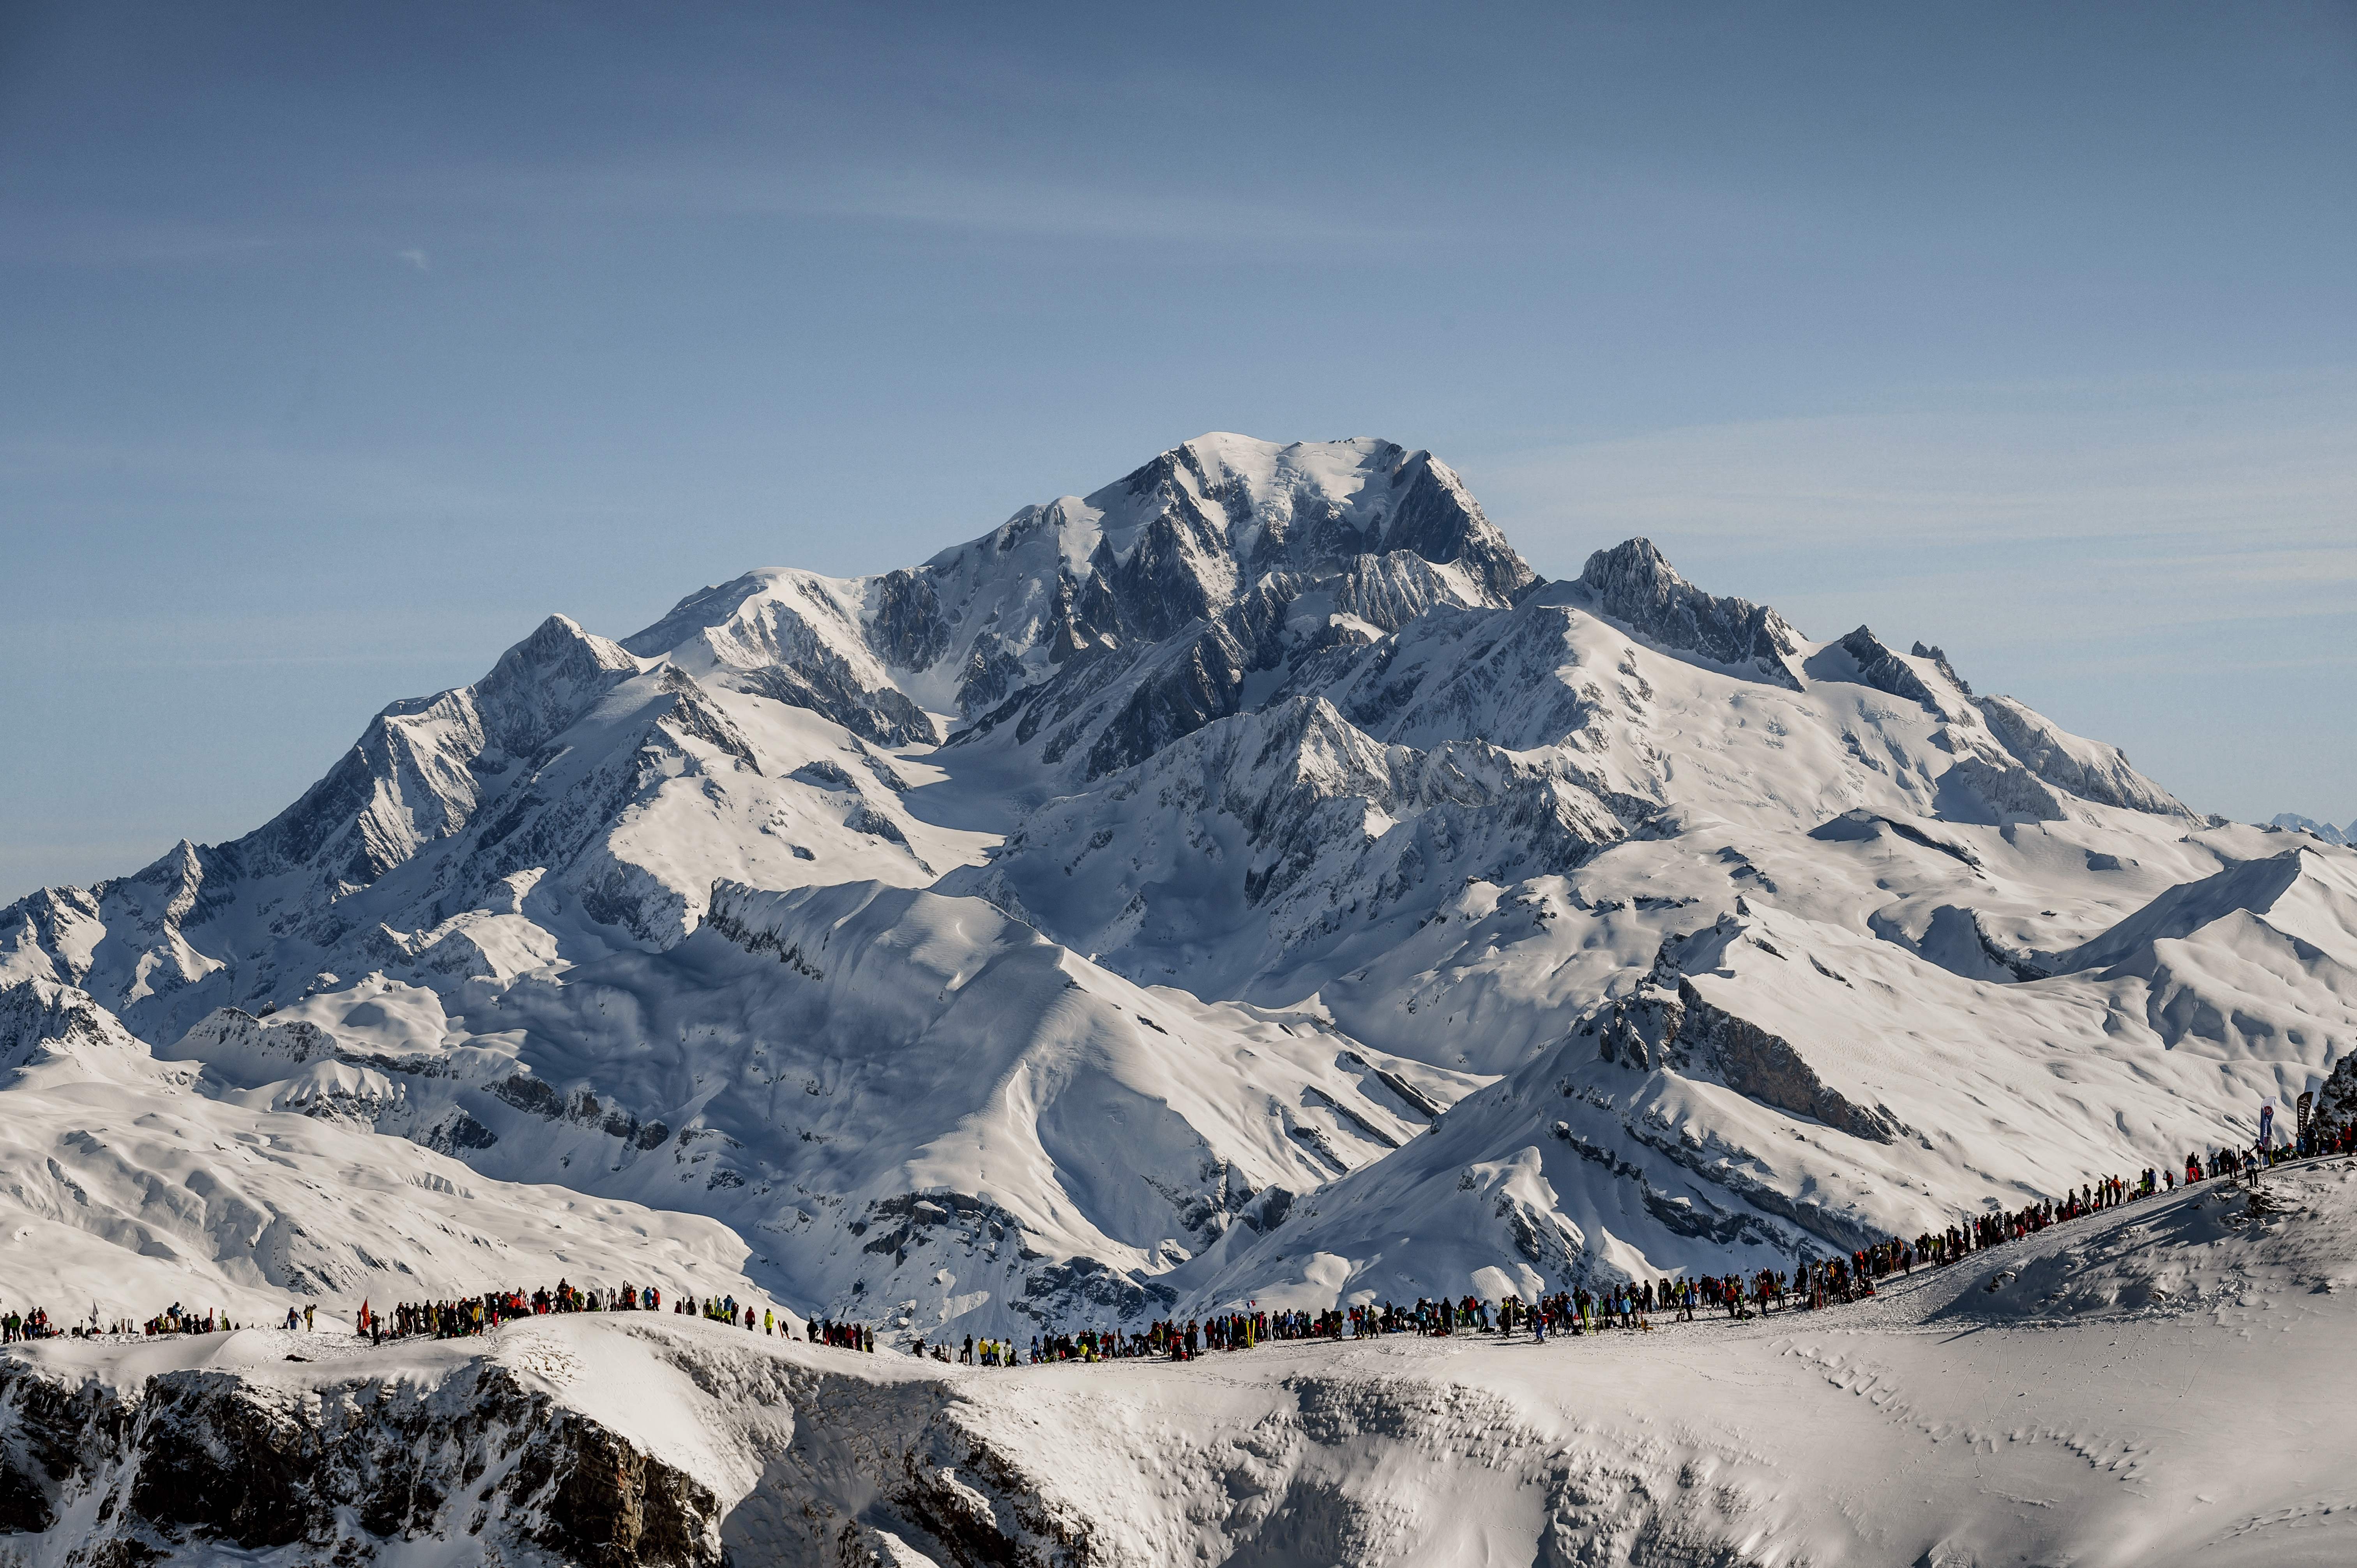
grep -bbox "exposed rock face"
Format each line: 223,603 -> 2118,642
0,1363 -> 117,1534
1574,926 -> 1898,1144
1828,626 -> 1945,712
869,567 -> 951,673
7,1322 -> 1838,1568
0,1353 -> 723,1566
1912,640 -> 1973,696
0,980 -> 145,1075
733,653 -> 936,748
947,441 -> 1536,786
1358,448 -> 1535,602
236,614 -> 645,897
1584,985 -> 1685,1073
169,1006 -> 339,1074
1674,982 -> 1900,1144
1577,539 -> 1802,689
632,573 -> 941,748
954,636 -> 1028,717
2320,1050 -> 2357,1126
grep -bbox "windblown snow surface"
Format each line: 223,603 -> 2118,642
5,433 -> 2357,1564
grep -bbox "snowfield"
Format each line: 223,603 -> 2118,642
5,432 -> 2355,1563
0,979 -> 776,1335
7,1161 -> 2355,1566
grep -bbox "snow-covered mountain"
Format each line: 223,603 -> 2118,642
2272,812 -> 2354,846
5,433 -> 2352,1349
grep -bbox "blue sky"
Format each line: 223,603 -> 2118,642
3,1 -> 2352,899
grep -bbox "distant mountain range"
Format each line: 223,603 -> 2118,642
7,433 -> 2353,1344
2273,813 -> 2355,847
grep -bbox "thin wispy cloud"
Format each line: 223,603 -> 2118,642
413,157 -> 1444,253
396,246 -> 430,272
1457,364 -> 2357,786
1480,366 -> 2357,564
0,208 -> 277,267
0,435 -> 559,530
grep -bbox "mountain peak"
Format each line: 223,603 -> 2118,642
2272,813 -> 2353,846
473,614 -> 643,758
1911,640 -> 1974,696
505,612 -> 636,674
1093,433 -> 1533,598
1578,537 -> 1802,690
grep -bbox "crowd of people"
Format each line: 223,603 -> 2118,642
149,1304 -> 234,1336
921,1132 -> 2351,1366
350,1280 -> 812,1343
360,1279 -> 659,1342
7,1126 -> 2349,1362
349,1284 -> 873,1349
1,1307 -> 55,1342
4,1303 -> 201,1342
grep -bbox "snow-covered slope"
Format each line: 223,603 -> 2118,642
3,432 -> 2349,1362
9,1161 -> 2357,1567
0,978 -> 775,1331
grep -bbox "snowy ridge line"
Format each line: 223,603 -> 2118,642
955,1139 -> 2320,1353
11,1162 -> 2357,1568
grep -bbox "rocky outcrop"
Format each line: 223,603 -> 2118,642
230,614 -> 642,893
1574,933 -> 1898,1144
954,635 -> 1028,717
1364,449 -> 1536,603
868,567 -> 951,672
1581,985 -> 1685,1072
0,980 -> 144,1075
1577,539 -> 1802,690
1676,982 -> 1900,1143
1911,640 -> 1972,695
1939,756 -> 2069,823
2319,1051 -> 2357,1127
734,659 -> 935,749
168,1006 -> 338,1076
1823,626 -> 1944,712
0,1353 -> 723,1566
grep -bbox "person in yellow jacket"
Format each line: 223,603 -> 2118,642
763,1308 -> 773,1336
